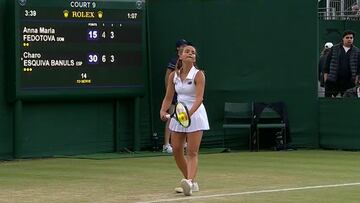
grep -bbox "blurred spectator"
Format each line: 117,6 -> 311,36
352,3 -> 360,16
343,85 -> 360,98
324,30 -> 360,97
319,42 -> 333,87
318,42 -> 333,97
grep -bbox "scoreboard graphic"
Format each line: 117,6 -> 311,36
11,0 -> 146,100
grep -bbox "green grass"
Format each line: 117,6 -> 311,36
1,150 -> 360,203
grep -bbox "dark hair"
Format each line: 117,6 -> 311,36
342,30 -> 356,38
176,59 -> 182,69
175,39 -> 188,48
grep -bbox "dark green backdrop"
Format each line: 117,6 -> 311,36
0,0 -> 13,159
1,0 -> 360,159
318,20 -> 360,150
149,0 -> 319,149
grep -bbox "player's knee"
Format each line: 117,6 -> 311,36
186,150 -> 198,158
172,144 -> 183,153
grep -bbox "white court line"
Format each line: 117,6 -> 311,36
137,182 -> 360,203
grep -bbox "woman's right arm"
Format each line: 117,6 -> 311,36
160,71 -> 176,121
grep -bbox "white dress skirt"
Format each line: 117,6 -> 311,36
169,66 -> 210,133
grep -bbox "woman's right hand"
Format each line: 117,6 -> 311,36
160,110 -> 169,121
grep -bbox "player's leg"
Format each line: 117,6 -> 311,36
171,132 -> 188,178
179,131 -> 203,196
186,130 -> 203,181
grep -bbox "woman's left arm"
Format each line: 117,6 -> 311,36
189,70 -> 205,117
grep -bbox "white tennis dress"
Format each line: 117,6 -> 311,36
169,66 -> 210,133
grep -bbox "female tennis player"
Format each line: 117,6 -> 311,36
160,44 -> 210,196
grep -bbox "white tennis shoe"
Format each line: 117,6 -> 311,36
175,182 -> 199,193
175,187 -> 183,193
162,144 -> 173,153
181,179 -> 193,196
192,182 -> 199,192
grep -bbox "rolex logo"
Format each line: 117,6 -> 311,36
98,11 -> 103,18
63,10 -> 69,18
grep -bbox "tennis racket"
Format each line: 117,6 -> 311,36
165,102 -> 191,128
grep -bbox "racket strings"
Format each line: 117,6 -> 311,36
175,103 -> 190,127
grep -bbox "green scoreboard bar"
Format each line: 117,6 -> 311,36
10,0 -> 146,101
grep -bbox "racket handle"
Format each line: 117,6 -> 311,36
165,114 -> 170,119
